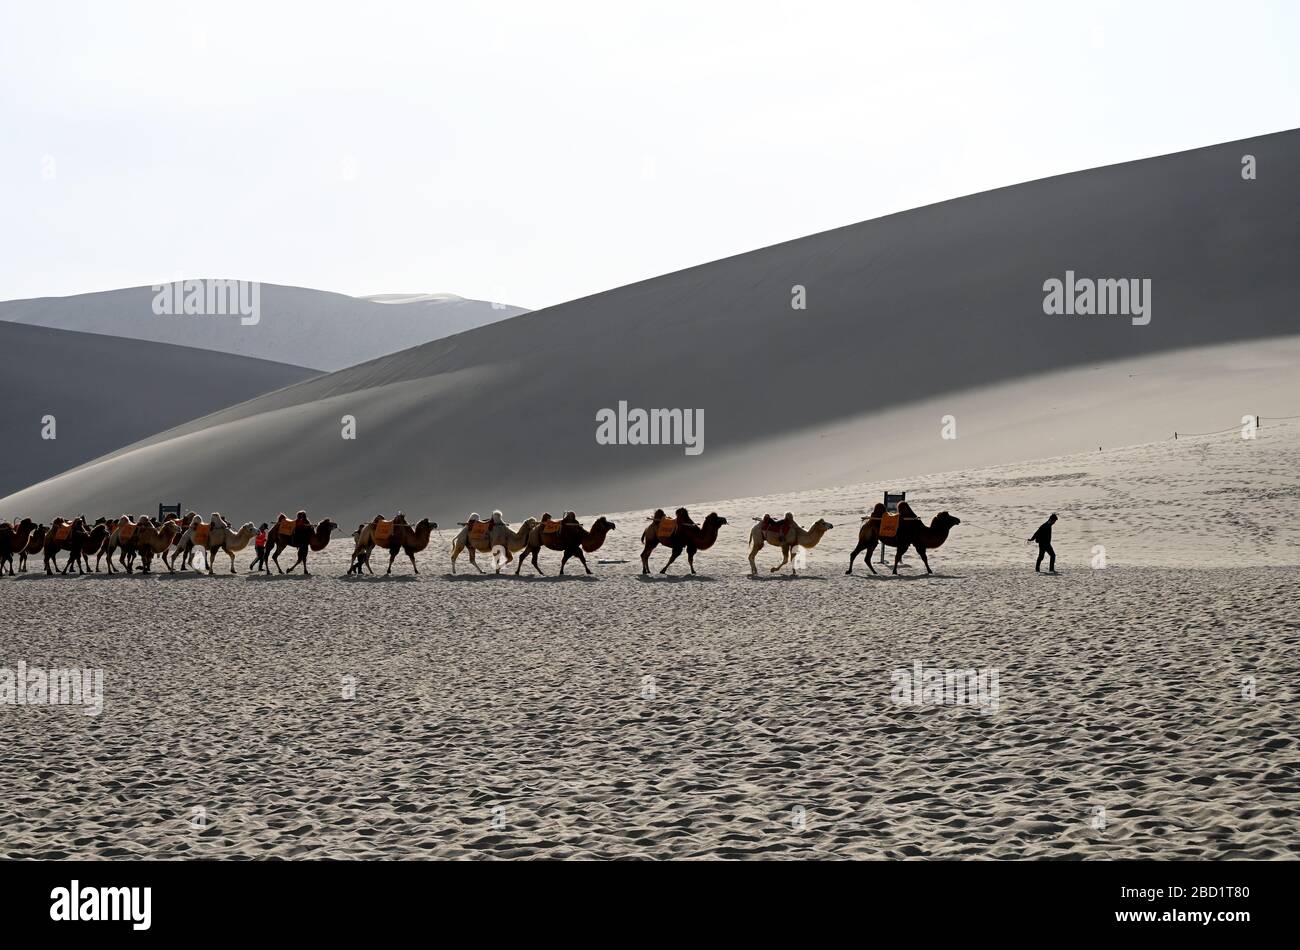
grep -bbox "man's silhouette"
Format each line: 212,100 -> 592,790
1029,513 -> 1058,573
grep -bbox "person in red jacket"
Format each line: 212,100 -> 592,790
249,522 -> 270,573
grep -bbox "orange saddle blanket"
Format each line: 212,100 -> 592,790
192,522 -> 211,545
655,518 -> 677,542
879,513 -> 900,539
371,519 -> 396,546
53,521 -> 74,542
276,519 -> 300,537
467,521 -> 491,542
540,519 -> 566,538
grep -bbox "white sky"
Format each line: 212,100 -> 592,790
2,0 -> 1296,309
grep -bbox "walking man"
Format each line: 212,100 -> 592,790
1028,513 -> 1058,573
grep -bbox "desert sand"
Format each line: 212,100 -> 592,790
3,423 -> 1295,859
0,320 -> 318,498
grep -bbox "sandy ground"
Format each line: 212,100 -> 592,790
3,426 -> 1297,859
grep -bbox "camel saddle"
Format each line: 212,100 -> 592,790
540,519 -> 568,539
192,522 -> 211,545
655,517 -> 677,542
276,518 -> 301,537
372,519 -> 396,546
467,520 -> 492,542
52,521 -> 75,542
879,513 -> 900,539
761,514 -> 795,538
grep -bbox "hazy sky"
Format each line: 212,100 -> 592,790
2,1 -> 1296,310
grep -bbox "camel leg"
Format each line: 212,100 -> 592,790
559,550 -> 571,575
771,544 -> 790,573
385,546 -> 399,575
408,549 -> 418,574
687,545 -> 698,574
748,540 -> 759,577
45,551 -> 57,575
228,549 -> 237,574
573,548 -> 591,575
527,547 -> 543,575
641,540 -> 657,575
916,546 -> 932,574
469,548 -> 484,574
660,547 -> 681,574
892,543 -> 908,575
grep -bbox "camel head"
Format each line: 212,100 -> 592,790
812,518 -> 834,533
702,513 -> 727,530
932,511 -> 961,531
591,516 -> 616,533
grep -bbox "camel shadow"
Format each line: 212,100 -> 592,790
513,573 -> 601,583
245,573 -> 317,582
634,574 -> 719,583
340,574 -> 421,583
746,573 -> 828,582
845,571 -> 964,581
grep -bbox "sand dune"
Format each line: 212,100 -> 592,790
0,283 -> 527,372
3,423 -> 1294,860
0,320 -> 318,500
1,130 -> 1295,526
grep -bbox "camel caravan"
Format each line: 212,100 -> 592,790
2,498 -> 963,579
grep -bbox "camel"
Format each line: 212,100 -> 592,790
747,513 -> 834,576
516,512 -> 616,575
640,508 -> 727,575
132,520 -> 185,573
347,512 -> 410,575
161,512 -> 201,571
846,501 -> 961,575
449,511 -> 538,574
267,512 -> 340,575
101,515 -> 151,573
0,518 -> 36,576
18,524 -> 47,572
380,518 -> 438,574
66,519 -> 113,574
196,517 -> 257,577
43,517 -> 91,575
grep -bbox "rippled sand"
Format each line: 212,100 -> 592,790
3,430 -> 1297,859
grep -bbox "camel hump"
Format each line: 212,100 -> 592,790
656,517 -> 678,542
192,522 -> 211,545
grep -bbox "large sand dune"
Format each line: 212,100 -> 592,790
3,130 -> 1297,527
3,422 -> 1295,859
0,284 -> 527,372
0,321 -> 318,499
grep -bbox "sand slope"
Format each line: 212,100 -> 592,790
0,283 -> 527,372
1,130 -> 1296,525
0,320 -> 318,499
3,425 -> 1295,859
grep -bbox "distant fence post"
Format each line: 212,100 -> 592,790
158,502 -> 181,522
